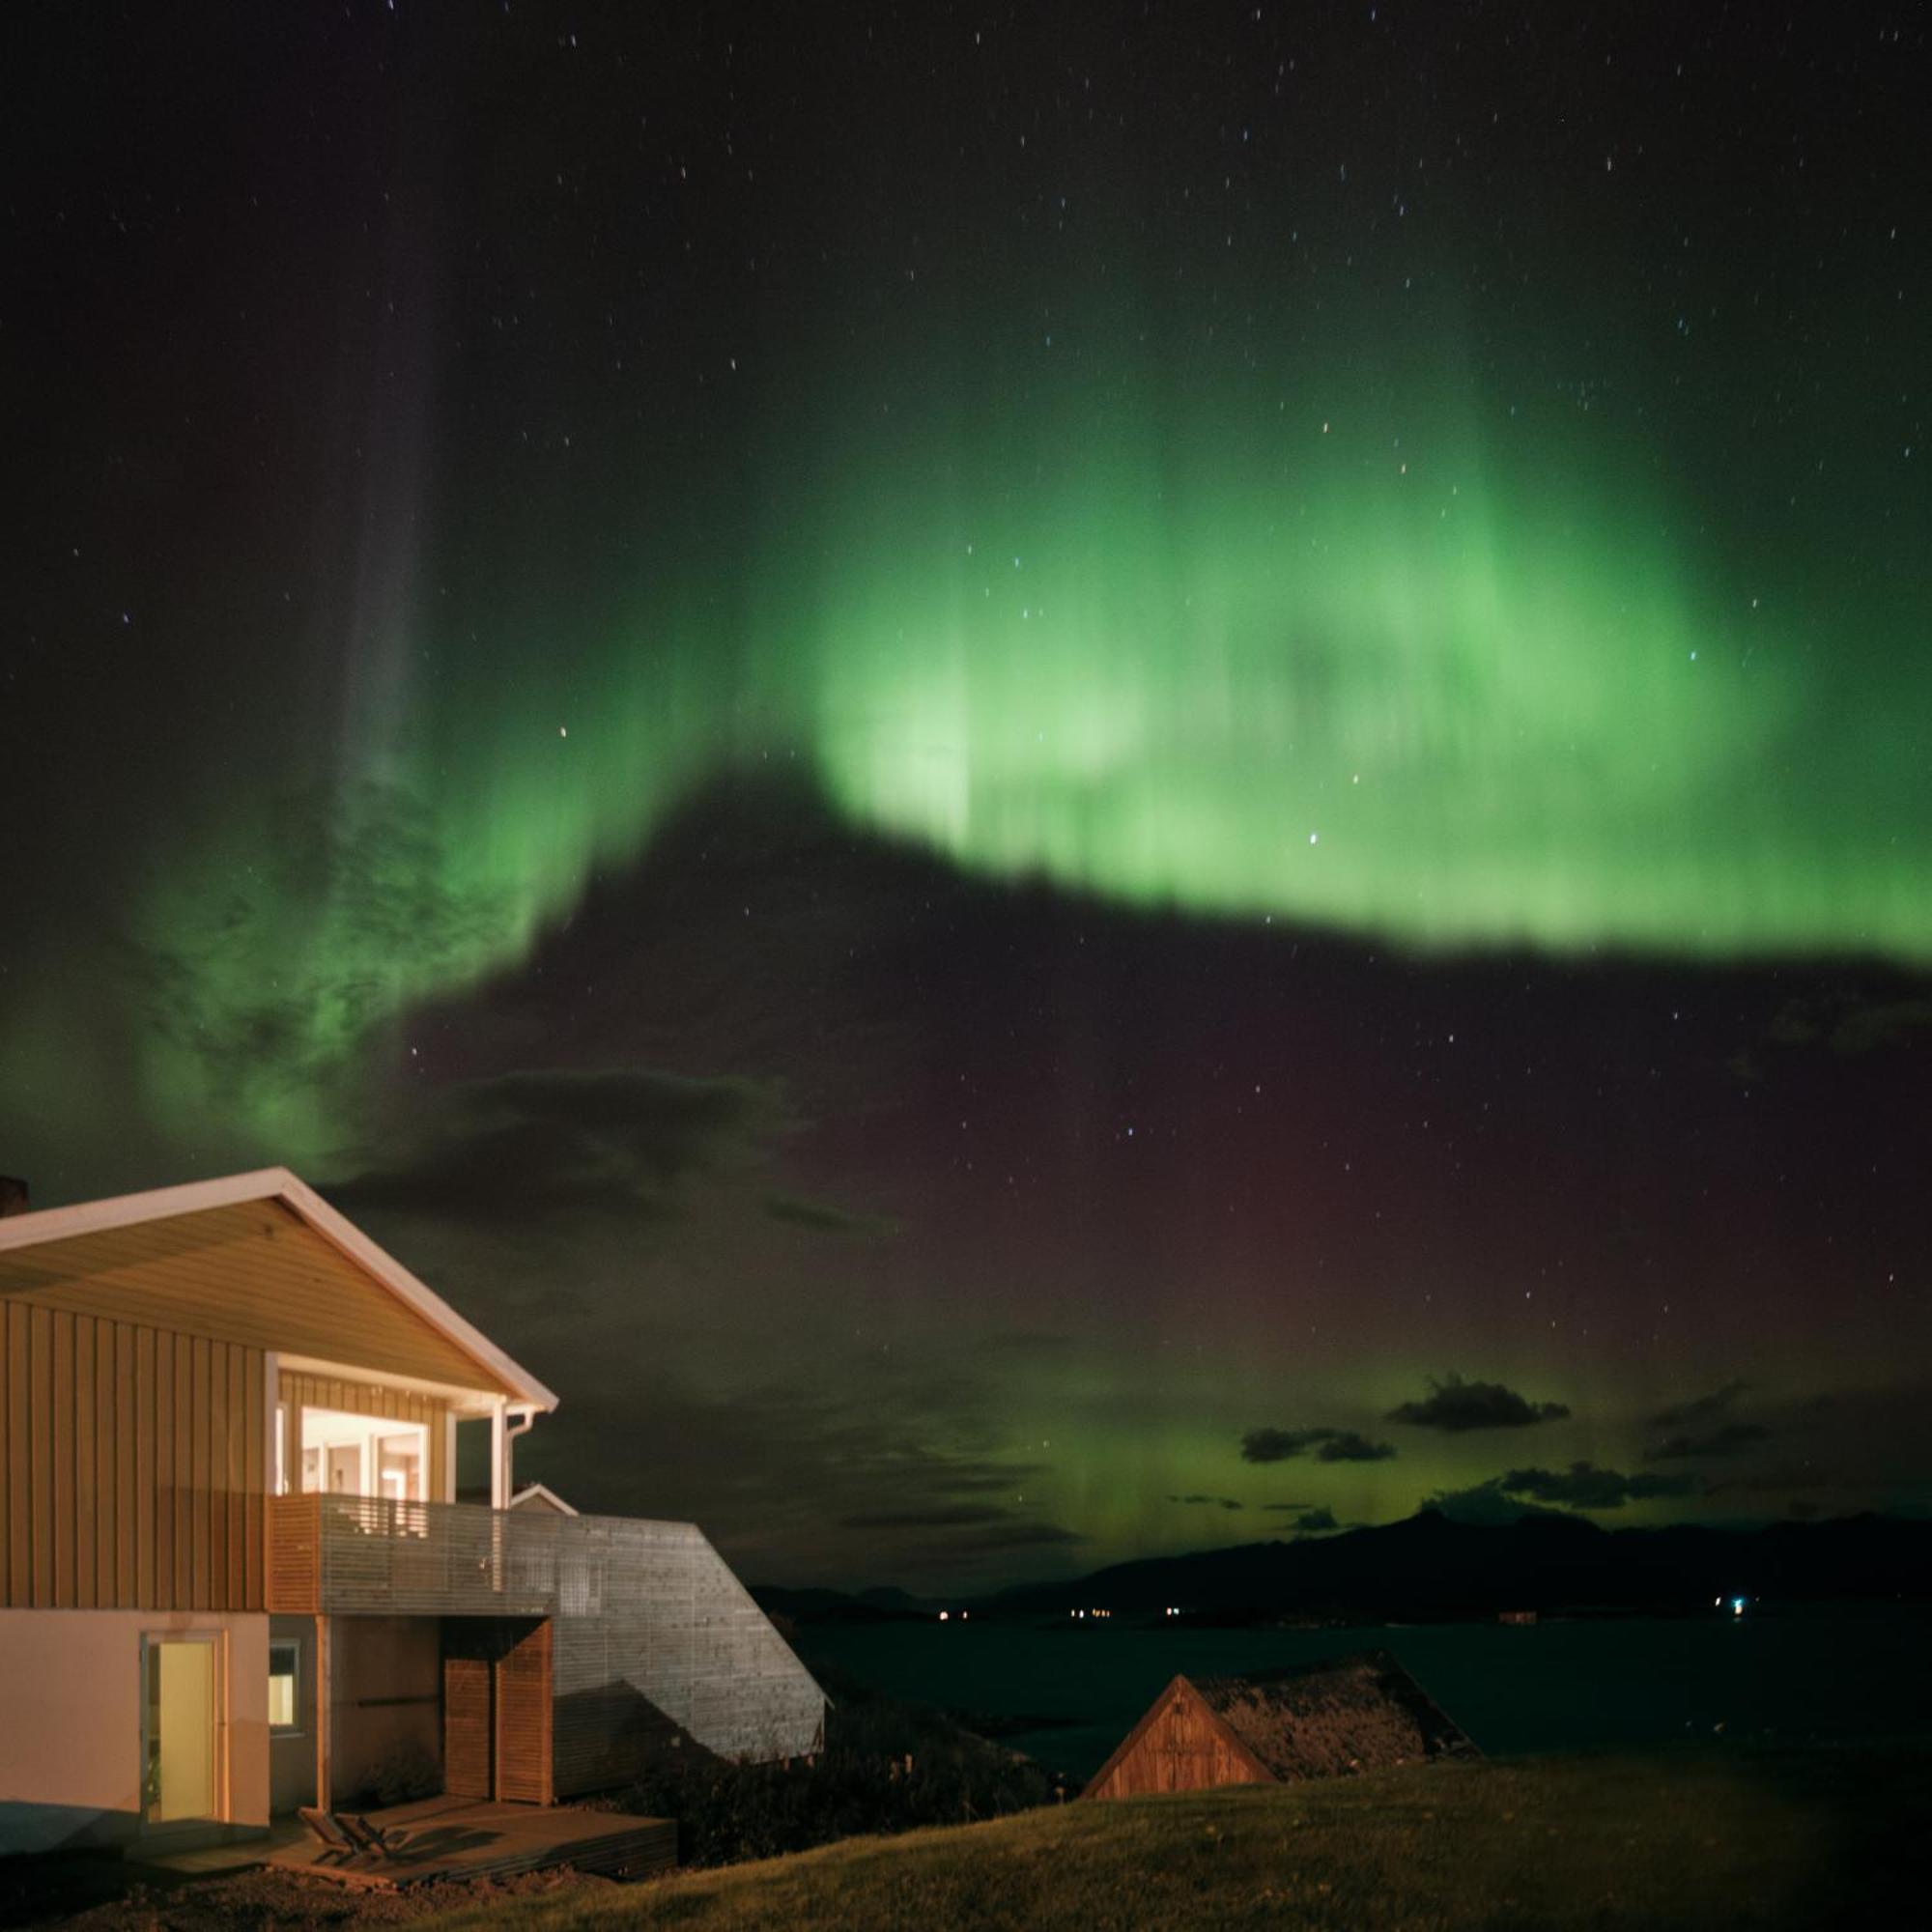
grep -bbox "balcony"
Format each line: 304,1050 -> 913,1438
268,1492 -> 570,1617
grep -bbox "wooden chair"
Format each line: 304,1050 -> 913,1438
296,1806 -> 356,1864
337,1811 -> 412,1859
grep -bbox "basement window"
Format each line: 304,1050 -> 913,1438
269,1641 -> 300,1732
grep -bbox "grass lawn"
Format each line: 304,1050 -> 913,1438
431,1744 -> 1925,1932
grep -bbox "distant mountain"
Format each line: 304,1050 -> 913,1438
855,1584 -> 931,1612
982,1510 -> 1932,1620
753,1512 -> 1932,1624
750,1580 -> 941,1623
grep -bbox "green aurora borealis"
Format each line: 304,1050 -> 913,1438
117,319 -> 1930,1157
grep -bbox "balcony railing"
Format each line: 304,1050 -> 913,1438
268,1492 -> 570,1616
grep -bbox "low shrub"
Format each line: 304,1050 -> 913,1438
605,1664 -> 1065,1866
355,1740 -> 442,1808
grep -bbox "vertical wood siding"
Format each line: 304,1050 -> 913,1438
0,1302 -> 263,1610
1082,1681 -> 1274,1800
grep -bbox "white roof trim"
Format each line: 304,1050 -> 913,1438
274,1351 -> 507,1415
0,1167 -> 558,1411
508,1482 -> 579,1516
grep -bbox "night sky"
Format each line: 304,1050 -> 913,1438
5,3 -> 1928,1591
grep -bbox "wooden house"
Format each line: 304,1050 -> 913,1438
1081,1650 -> 1476,1801
0,1169 -> 824,1855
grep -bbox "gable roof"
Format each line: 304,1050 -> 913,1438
1080,1674 -> 1275,1799
1082,1650 -> 1477,1797
509,1482 -> 579,1515
1193,1650 -> 1478,1779
0,1168 -> 556,1409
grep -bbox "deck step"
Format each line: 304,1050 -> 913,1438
268,1803 -> 676,1889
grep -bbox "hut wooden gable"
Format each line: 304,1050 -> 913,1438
1081,1674 -> 1276,1801
1083,1650 -> 1477,1801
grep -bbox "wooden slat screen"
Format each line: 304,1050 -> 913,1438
264,1492 -> 553,1617
0,1302 -> 264,1610
548,1516 -> 826,1794
442,1646 -> 495,1800
496,1620 -> 554,1804
267,1492 -> 322,1613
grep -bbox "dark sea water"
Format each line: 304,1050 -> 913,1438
799,1609 -> 1932,1781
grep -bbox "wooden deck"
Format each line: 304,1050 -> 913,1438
261,1795 -> 676,1888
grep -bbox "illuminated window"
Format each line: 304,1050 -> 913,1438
378,1433 -> 424,1502
269,1641 -> 300,1732
297,1409 -> 429,1502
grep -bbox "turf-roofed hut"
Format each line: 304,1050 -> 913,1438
1082,1650 -> 1478,1801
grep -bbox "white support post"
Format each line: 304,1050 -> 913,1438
263,1351 -> 280,1495
490,1403 -> 507,1509
314,1614 -> 330,1811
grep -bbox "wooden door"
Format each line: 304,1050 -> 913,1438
442,1650 -> 493,1799
495,1620 -> 554,1804
442,1618 -> 552,1803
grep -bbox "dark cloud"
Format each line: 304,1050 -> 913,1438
1167,1493 -> 1244,1511
1702,1462 -> 1842,1498
1734,994 -> 1932,1084
1647,1383 -> 1773,1460
1652,1380 -> 1750,1431
1447,1384 -> 1932,1523
838,1504 -> 1012,1530
1288,1506 -> 1341,1535
976,1332 -> 1077,1356
1768,994 -> 1932,1058
763,1193 -> 896,1237
327,1066 -> 789,1222
1240,1427 -> 1395,1464
137,781 -> 514,1111
1648,1421 -> 1772,1461
1386,1375 -> 1571,1433
938,1464 -> 1052,1494
1423,1485 -> 1575,1527
1832,998 -> 1932,1054
1497,1463 -> 1700,1510
509,1360 -> 1078,1585
948,1521 -> 1089,1552
1424,1463 -> 1695,1520
832,1503 -> 1089,1552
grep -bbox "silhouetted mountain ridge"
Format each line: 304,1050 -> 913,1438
754,1512 -> 1931,1623
987,1509 -> 1932,1617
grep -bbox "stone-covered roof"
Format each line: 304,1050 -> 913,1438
1190,1649 -> 1479,1779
